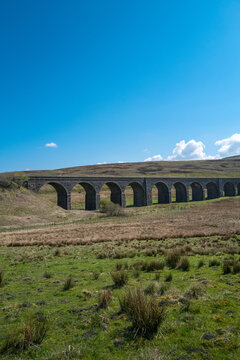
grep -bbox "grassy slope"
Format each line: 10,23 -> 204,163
0,187 -> 95,229
1,157 -> 240,178
0,238 -> 240,359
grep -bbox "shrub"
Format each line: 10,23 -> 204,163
133,269 -> 141,278
99,289 -> 113,309
100,200 -> 125,217
119,287 -> 165,338
63,275 -> 74,291
177,257 -> 190,271
164,273 -> 172,282
165,249 -> 181,269
209,258 -> 220,267
222,260 -> 232,274
233,261 -> 240,274
0,313 -> 49,354
111,270 -> 128,287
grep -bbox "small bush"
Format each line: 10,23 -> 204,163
164,273 -> 172,282
233,261 -> 240,274
63,275 -> 74,291
111,270 -> 128,287
0,313 -> 49,354
165,249 -> 181,269
222,260 -> 232,274
100,200 -> 125,217
209,258 -> 220,267
13,172 -> 29,188
177,257 -> 190,271
119,287 -> 165,338
99,289 -> 113,309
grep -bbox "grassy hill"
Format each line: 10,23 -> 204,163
17,157 -> 240,178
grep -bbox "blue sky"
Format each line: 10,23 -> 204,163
1,0 -> 240,172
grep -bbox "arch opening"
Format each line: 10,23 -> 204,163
100,182 -> 122,207
127,182 -> 145,207
206,182 -> 218,199
71,183 -> 96,210
191,182 -> 204,201
238,183 -> 240,196
38,182 -> 68,209
172,182 -> 187,203
153,182 -> 169,204
224,182 -> 235,197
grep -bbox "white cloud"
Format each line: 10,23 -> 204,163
215,133 -> 240,157
97,161 -> 107,165
167,139 -> 216,161
45,142 -> 58,148
144,154 -> 163,162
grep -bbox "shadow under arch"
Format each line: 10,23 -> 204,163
191,182 -> 204,201
153,182 -> 169,204
173,182 -> 187,202
77,182 -> 97,210
206,182 -> 218,199
238,183 -> 240,196
224,181 -> 235,197
39,182 -> 69,209
127,182 -> 145,207
101,182 -> 122,206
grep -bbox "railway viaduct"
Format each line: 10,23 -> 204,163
27,176 -> 240,210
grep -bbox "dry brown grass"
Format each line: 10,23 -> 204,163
0,197 -> 239,247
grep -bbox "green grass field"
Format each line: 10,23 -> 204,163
0,236 -> 240,360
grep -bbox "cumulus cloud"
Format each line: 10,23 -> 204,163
167,139 -> 216,161
45,142 -> 58,148
97,161 -> 107,165
215,133 -> 240,157
144,154 -> 163,162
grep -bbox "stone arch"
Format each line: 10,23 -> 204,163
39,182 -> 69,210
173,182 -> 187,202
224,181 -> 236,197
100,182 -> 122,206
238,183 -> 240,196
77,182 -> 97,210
153,182 -> 169,204
206,182 -> 218,199
127,182 -> 145,207
191,182 -> 204,201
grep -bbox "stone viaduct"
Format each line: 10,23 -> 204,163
27,176 -> 240,210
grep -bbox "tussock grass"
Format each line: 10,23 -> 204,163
111,270 -> 128,287
177,256 -> 190,271
119,287 -> 165,338
0,314 -> 49,354
0,268 -> 4,287
99,289 -> 113,309
63,275 -> 74,291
